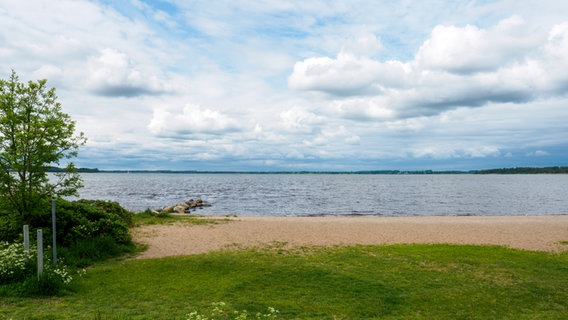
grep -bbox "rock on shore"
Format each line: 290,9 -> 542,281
156,198 -> 211,214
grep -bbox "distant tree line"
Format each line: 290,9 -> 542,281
49,167 -> 568,174
474,166 -> 568,174
47,167 -> 99,173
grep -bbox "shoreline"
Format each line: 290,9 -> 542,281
133,215 -> 568,259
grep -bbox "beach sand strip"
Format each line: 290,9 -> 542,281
132,215 -> 568,259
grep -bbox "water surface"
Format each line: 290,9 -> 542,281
72,173 -> 568,216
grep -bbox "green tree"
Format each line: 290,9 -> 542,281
0,70 -> 86,225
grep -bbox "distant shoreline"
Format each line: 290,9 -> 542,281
51,166 -> 568,174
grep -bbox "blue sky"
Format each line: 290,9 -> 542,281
1,0 -> 567,171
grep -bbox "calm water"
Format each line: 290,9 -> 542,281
69,173 -> 568,216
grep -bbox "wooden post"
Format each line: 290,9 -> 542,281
37,229 -> 43,278
23,225 -> 30,253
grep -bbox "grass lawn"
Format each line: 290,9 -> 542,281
1,244 -> 567,319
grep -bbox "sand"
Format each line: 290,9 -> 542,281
132,215 -> 568,259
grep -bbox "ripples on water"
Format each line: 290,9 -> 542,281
71,173 -> 568,217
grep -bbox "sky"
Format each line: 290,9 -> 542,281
1,0 -> 567,171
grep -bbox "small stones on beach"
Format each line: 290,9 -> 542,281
157,198 -> 211,214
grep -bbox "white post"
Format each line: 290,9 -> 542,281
23,225 -> 30,253
37,229 -> 43,278
52,197 -> 57,267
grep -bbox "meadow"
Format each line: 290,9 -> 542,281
1,243 -> 567,319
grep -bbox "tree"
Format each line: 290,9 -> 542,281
0,70 -> 86,225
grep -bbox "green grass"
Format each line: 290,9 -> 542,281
1,244 -> 567,319
132,211 -> 226,226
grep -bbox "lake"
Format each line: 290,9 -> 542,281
71,173 -> 568,217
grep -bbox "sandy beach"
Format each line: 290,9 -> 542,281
133,215 -> 568,259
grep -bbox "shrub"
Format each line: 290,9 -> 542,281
53,199 -> 136,267
0,241 -> 81,296
76,199 -> 133,227
53,199 -> 133,246
186,302 -> 280,320
19,262 -> 75,296
0,241 -> 35,284
0,212 -> 21,242
15,198 -> 133,247
2,199 -> 135,269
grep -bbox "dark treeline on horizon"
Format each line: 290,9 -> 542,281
48,166 -> 568,174
474,166 -> 568,174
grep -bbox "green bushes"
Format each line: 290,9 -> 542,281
0,198 -> 134,246
49,199 -> 136,267
39,199 -> 133,247
0,241 -> 35,283
0,199 -> 135,296
0,241 -> 80,296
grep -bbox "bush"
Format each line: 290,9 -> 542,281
186,302 -> 280,320
19,262 -> 74,296
51,199 -> 136,267
0,213 -> 21,242
77,199 -> 133,227
2,198 -> 135,269
53,199 -> 133,247
1,199 -> 134,296
0,241 -> 35,284
14,198 -> 133,247
0,241 -> 81,296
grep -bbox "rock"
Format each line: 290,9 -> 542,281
185,199 -> 199,207
173,205 -> 186,214
159,197 -> 210,214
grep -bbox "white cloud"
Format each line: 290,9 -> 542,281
411,145 -> 501,159
527,150 -> 550,157
148,104 -> 239,137
341,34 -> 382,57
280,107 -> 324,133
309,126 -> 360,146
290,17 -> 568,120
86,48 -> 170,97
326,97 -> 395,120
2,0 -> 567,170
414,15 -> 541,74
288,52 -> 410,96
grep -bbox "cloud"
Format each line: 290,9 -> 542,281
527,150 -> 550,157
280,107 -> 325,133
410,145 -> 501,159
289,17 -> 568,120
414,16 -> 541,74
341,34 -> 382,57
2,0 -> 568,170
541,21 -> 568,94
148,103 -> 240,137
87,48 -> 170,97
326,97 -> 395,120
288,34 -> 410,96
288,53 -> 410,96
311,126 -> 360,146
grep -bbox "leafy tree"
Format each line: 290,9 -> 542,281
0,70 -> 86,225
